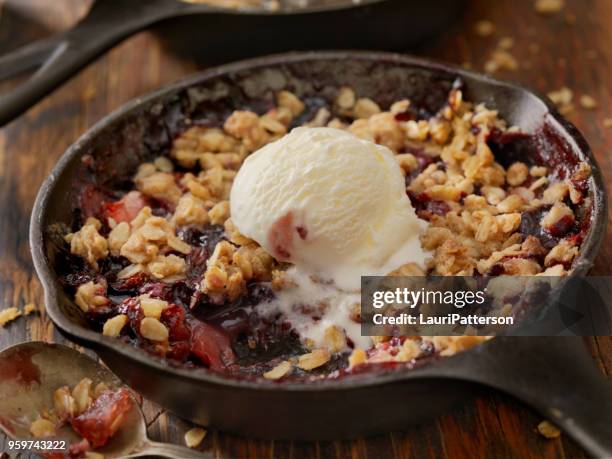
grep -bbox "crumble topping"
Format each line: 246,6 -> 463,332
579,95 -> 597,110
66,218 -> 108,269
474,20 -> 495,37
534,0 -> 564,15
62,85 -> 593,380
184,427 -> 207,448
0,307 -> 22,327
547,87 -> 575,115
537,420 -> 562,439
75,281 -> 109,313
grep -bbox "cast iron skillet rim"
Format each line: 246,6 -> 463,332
175,0 -> 386,16
30,50 -> 607,393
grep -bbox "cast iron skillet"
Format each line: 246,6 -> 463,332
29,52 -> 611,455
0,0 -> 465,126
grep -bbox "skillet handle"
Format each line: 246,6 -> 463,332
0,35 -> 65,81
427,337 -> 612,457
0,0 -> 183,127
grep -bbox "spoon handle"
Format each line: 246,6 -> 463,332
127,439 -> 212,458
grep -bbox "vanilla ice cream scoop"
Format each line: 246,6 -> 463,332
230,127 -> 428,290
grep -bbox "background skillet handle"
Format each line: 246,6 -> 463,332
0,0 -> 182,127
0,34 -> 64,81
428,337 -> 612,457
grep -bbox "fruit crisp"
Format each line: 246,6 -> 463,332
58,84 -> 593,382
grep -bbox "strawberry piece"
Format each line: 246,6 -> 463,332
189,321 -> 236,371
161,304 -> 191,342
71,388 -> 133,448
103,191 -> 147,224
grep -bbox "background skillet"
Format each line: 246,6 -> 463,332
0,0 -> 465,126
30,52 -> 609,454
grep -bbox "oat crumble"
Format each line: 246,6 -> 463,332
474,20 -> 495,37
579,95 -> 597,110
534,0 -> 564,15
537,420 -> 562,438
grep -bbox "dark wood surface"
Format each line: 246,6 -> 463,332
0,0 -> 610,457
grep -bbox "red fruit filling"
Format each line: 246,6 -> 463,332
103,191 -> 147,224
190,320 -> 236,371
71,388 -> 133,448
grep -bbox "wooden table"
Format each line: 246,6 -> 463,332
0,0 -> 610,457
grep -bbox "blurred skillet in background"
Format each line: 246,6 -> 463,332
0,0 -> 465,126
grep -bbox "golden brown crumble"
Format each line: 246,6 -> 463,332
66,218 -> 108,270
0,307 -> 21,327
75,281 -> 109,313
103,314 -> 128,337
203,240 -> 275,303
263,361 -> 293,380
140,317 -> 169,342
136,172 -> 182,204
537,420 -> 562,438
579,95 -> 597,110
534,0 -> 564,15
544,240 -> 578,267
547,87 -> 575,115
498,37 -> 514,50
30,418 -> 56,438
541,202 -> 574,231
485,49 -> 519,74
323,325 -> 347,353
474,20 -> 495,37
297,349 -> 331,370
184,427 -> 207,448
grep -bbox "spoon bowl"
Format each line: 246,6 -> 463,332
0,341 -> 206,458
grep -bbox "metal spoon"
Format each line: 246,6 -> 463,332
0,341 -> 208,458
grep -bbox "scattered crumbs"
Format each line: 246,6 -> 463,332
184,427 -> 207,448
579,95 -> 597,110
484,49 -> 519,74
537,420 -> 562,439
0,307 -> 22,327
475,20 -> 495,37
603,118 -> 612,128
24,303 -> 38,315
534,0 -> 564,15
498,36 -> 514,50
547,87 -> 574,115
